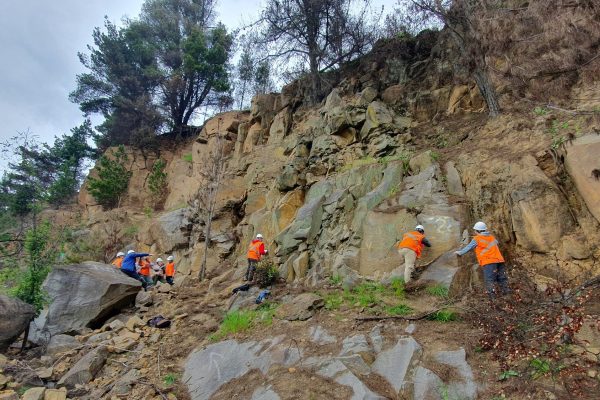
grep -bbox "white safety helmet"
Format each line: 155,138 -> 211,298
156,258 -> 163,263
256,233 -> 263,239
473,221 -> 488,232
415,225 -> 425,233
167,256 -> 174,261
116,252 -> 125,257
127,250 -> 135,254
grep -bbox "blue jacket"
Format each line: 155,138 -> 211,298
121,252 -> 150,272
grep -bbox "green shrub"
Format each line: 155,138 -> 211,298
87,145 -> 132,209
533,107 -> 549,116
498,370 -> 519,381
430,151 -> 440,161
426,284 -> 449,298
386,303 -> 412,315
428,309 -> 457,322
182,153 -> 193,163
212,310 -> 254,339
163,373 -> 178,386
148,159 -> 168,200
529,358 -> 552,379
324,293 -> 343,310
329,275 -> 342,285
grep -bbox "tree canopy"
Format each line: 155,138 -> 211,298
71,0 -> 233,150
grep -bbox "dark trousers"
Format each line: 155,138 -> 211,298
245,259 -> 258,281
121,269 -> 148,291
482,262 -> 510,299
166,276 -> 174,286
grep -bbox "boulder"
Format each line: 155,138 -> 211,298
418,252 -> 470,297
360,101 -> 410,140
29,262 -> 141,344
412,367 -> 443,400
444,161 -> 465,196
109,368 -> 140,396
45,335 -> 79,356
434,348 -> 477,399
372,337 -> 422,394
135,291 -> 153,307
381,84 -> 404,105
564,134 -> 600,224
57,346 -> 108,388
309,326 -> 337,345
339,335 -> 371,356
275,293 -> 324,321
0,295 -> 35,352
409,151 -> 435,174
275,195 -> 325,256
21,387 -> 46,400
125,315 -> 144,331
0,391 -> 18,400
42,388 -> 66,400
147,208 -> 191,252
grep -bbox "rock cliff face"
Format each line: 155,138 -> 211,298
76,34 -> 600,289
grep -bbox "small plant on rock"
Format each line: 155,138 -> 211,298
163,373 -> 178,386
426,284 -> 449,298
428,309 -> 457,322
386,303 -> 412,315
324,293 -> 343,310
329,274 -> 342,285
255,258 -> 279,288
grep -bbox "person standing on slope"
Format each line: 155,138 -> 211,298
121,250 -> 151,291
455,221 -> 510,299
245,234 -> 267,282
396,225 -> 431,283
165,255 -> 176,286
111,252 -> 125,268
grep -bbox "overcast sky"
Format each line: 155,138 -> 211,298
0,0 -> 395,170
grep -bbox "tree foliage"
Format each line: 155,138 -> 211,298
71,0 -> 234,149
148,158 -> 168,207
255,0 -> 379,102
236,48 -> 255,109
87,145 -> 132,209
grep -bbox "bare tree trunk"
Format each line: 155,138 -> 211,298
20,324 -> 29,352
473,67 -> 501,117
199,198 -> 214,281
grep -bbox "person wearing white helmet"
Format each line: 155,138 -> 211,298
165,256 -> 176,285
395,225 -> 431,283
245,234 -> 268,281
152,257 -> 166,285
112,252 -> 125,269
455,221 -> 509,299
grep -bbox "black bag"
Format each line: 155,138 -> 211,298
147,315 -> 171,328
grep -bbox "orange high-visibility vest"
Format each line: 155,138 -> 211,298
397,231 -> 426,258
474,234 -> 505,266
247,241 -> 263,261
165,262 -> 175,277
139,259 -> 151,276
112,257 -> 123,268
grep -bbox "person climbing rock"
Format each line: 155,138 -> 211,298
152,257 -> 166,285
165,255 -> 176,285
396,225 -> 431,284
111,251 -> 124,268
245,233 -> 267,282
121,250 -> 152,291
455,221 -> 510,299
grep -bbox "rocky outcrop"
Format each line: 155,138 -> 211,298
565,135 -> 600,224
29,262 -> 141,344
0,295 -> 35,352
57,346 -> 108,388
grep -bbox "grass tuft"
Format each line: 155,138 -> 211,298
386,303 -> 413,315
426,284 -> 449,298
427,309 -> 457,322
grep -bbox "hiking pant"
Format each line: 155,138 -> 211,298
482,262 -> 510,299
153,275 -> 165,285
121,269 -> 148,291
245,259 -> 258,281
140,275 -> 153,287
398,247 -> 417,283
166,276 -> 174,286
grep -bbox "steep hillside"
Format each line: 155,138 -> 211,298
5,27 -> 599,400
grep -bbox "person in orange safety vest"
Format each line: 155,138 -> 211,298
112,252 -> 125,268
455,221 -> 510,299
245,234 -> 267,281
396,225 -> 431,283
165,255 -> 176,286
137,256 -> 153,287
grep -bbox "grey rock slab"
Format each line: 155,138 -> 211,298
0,295 -> 35,352
309,325 -> 336,345
251,386 -> 281,400
405,324 -> 416,335
57,346 -> 108,388
20,387 -> 46,400
372,336 -> 422,394
46,334 -> 79,356
338,354 -> 371,376
444,161 -> 465,196
412,366 -> 444,400
340,334 -> 371,356
184,338 -> 284,400
369,326 -> 384,353
29,262 -> 140,344
317,359 -> 348,378
109,368 -> 140,396
335,371 -> 386,400
434,348 -> 477,399
135,291 -> 153,307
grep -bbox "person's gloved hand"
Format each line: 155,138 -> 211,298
454,251 -> 461,256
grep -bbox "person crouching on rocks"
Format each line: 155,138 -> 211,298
152,257 -> 166,285
137,256 -> 153,288
121,250 -> 152,291
245,234 -> 267,282
455,221 -> 510,299
396,225 -> 431,284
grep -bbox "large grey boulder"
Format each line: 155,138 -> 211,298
372,337 -> 422,394
29,262 -> 141,344
275,293 -> 324,321
0,295 -> 35,352
46,334 -> 79,356
57,346 -> 108,388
